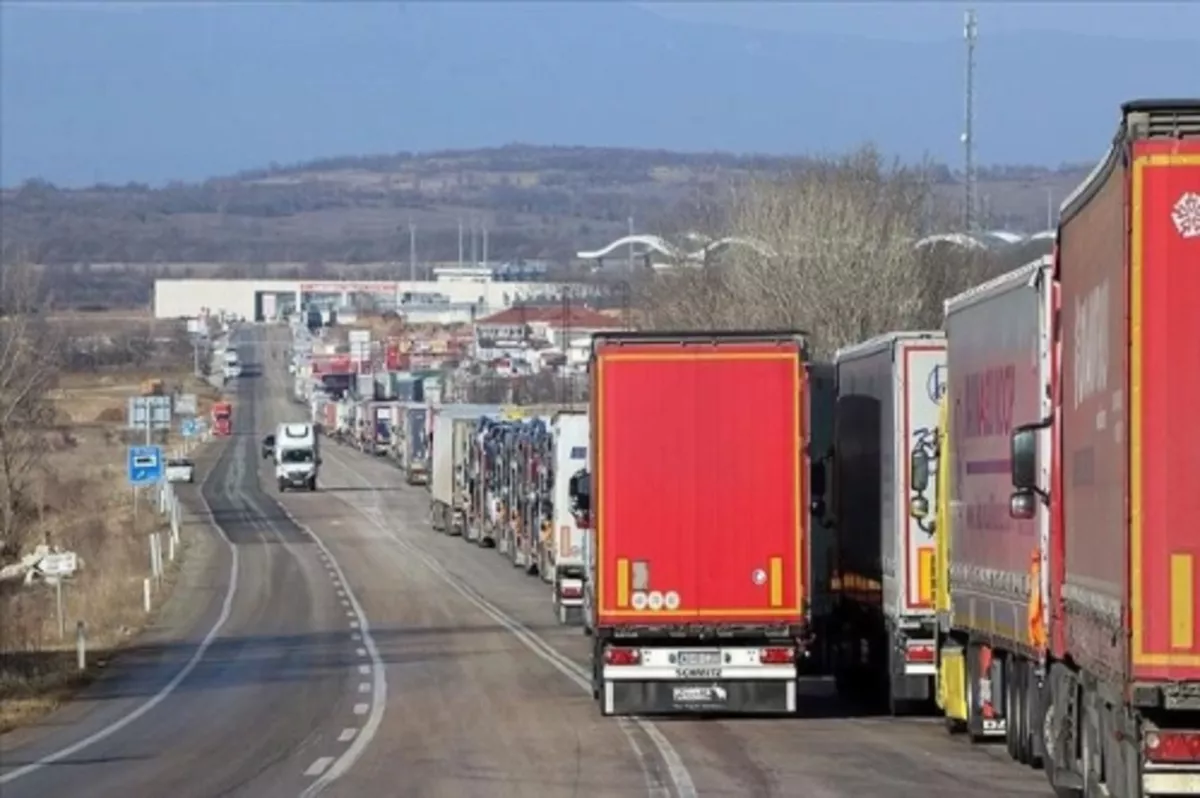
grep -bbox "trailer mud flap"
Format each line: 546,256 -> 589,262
604,680 -> 796,715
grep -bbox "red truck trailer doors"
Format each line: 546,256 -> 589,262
588,332 -> 814,716
592,337 -> 806,626
1129,140 -> 1200,681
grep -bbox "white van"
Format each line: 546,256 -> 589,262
273,422 -> 320,491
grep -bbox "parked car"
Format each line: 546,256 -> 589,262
165,458 -> 195,484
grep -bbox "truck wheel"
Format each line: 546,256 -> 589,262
1005,655 -> 1022,761
1015,659 -> 1035,766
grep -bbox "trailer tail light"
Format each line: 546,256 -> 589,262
759,647 -> 795,665
604,647 -> 641,666
906,643 -> 936,664
1145,730 -> 1200,764
559,583 -> 583,599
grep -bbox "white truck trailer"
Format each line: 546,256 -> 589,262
540,411 -> 589,625
430,406 -> 499,535
830,330 -> 946,713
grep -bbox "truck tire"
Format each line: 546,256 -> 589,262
1006,655 -> 1022,761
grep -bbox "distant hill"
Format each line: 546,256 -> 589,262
1,145 -> 1089,266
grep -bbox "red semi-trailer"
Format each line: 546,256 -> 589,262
583,331 -> 819,716
1009,99 -> 1200,797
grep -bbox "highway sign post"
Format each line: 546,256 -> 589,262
126,396 -> 172,433
128,445 -> 164,487
174,393 -> 198,416
36,550 -> 80,639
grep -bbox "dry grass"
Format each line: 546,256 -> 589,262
0,368 -> 222,733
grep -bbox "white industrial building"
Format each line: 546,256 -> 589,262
153,267 -> 574,321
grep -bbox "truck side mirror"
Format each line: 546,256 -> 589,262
809,461 -> 826,498
1010,424 -> 1038,491
911,450 -> 930,493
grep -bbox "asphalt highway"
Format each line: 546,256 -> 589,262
257,327 -> 1054,798
0,329 -> 368,798
0,324 -> 1057,797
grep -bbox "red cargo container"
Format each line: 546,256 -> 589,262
586,331 -> 815,716
1009,99 -> 1200,797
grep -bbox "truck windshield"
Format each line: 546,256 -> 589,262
280,449 -> 314,464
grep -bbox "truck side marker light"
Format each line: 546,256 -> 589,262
631,591 -> 649,611
647,591 -> 665,610
1145,731 -> 1200,764
664,591 -> 681,610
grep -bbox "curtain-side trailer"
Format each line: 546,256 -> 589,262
1007,99 -> 1200,798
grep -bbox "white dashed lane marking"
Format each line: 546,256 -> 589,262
338,728 -> 358,743
358,664 -> 370,675
353,703 -> 369,716
305,757 -> 335,777
358,682 -> 371,694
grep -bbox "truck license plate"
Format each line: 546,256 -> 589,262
678,651 -> 721,666
672,685 -> 728,705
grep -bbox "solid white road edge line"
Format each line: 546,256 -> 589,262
277,502 -> 387,798
324,448 -> 698,798
304,757 -> 335,777
0,440 -> 241,786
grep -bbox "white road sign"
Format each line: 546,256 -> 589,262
38,551 -> 79,578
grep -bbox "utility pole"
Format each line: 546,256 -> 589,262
408,219 -> 416,282
458,218 -> 465,268
482,224 -> 489,269
963,8 -> 978,233
470,217 -> 479,266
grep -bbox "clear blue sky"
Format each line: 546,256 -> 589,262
3,1 -> 1197,187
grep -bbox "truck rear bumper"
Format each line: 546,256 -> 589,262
603,679 -> 801,715
1145,771 -> 1200,795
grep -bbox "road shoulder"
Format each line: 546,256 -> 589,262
0,442 -> 234,759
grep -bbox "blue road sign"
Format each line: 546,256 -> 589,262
181,419 -> 199,438
127,445 -> 164,487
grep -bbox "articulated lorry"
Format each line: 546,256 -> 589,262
430,405 -> 499,535
908,99 -> 1200,798
542,411 -> 589,626
398,404 -> 431,485
829,331 -> 946,713
909,255 -> 1055,751
211,401 -> 233,437
1017,99 -> 1200,798
579,331 -> 819,716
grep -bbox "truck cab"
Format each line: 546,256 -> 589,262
275,422 -> 320,492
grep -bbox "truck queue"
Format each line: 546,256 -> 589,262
278,99 -> 1199,798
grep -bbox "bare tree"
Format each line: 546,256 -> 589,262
633,146 -> 984,356
0,265 -> 60,559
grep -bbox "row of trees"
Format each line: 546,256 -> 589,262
630,146 -> 1052,357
